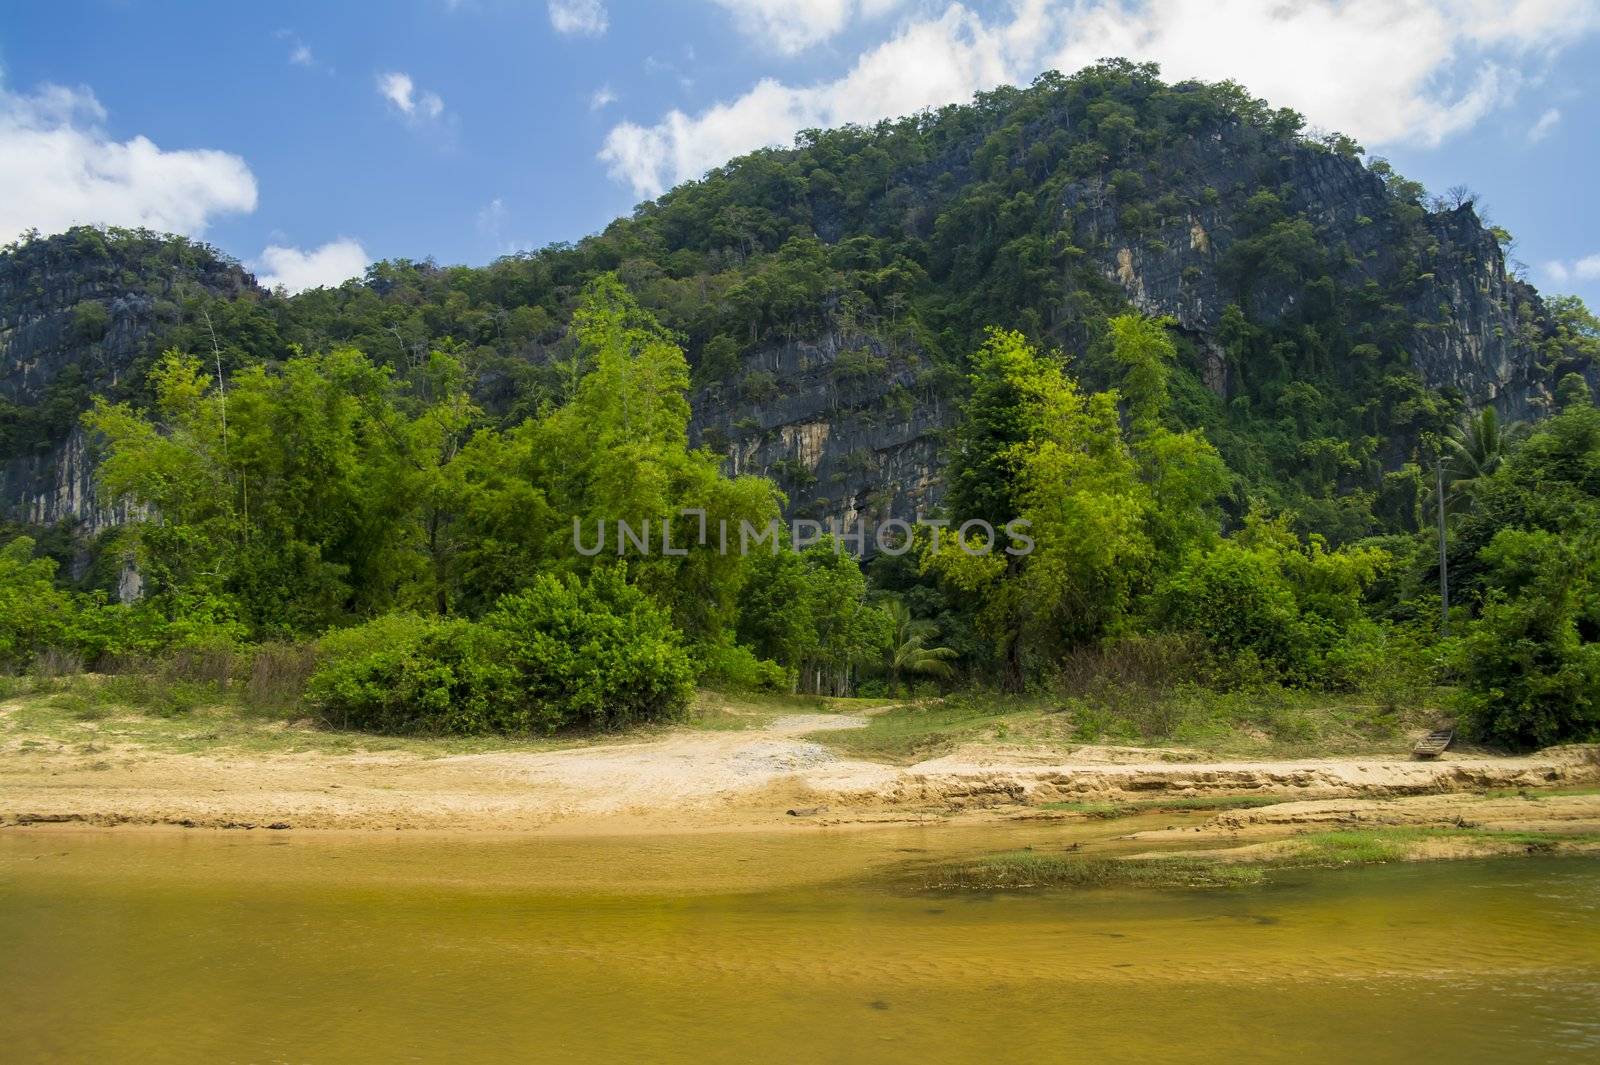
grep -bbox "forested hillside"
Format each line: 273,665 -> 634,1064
8,62 -> 1597,546
4,61 -> 1600,748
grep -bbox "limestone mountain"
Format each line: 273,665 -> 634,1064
3,61 -> 1595,578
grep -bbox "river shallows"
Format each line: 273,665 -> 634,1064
2,824 -> 1597,1064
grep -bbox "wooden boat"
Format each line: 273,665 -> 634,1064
1412,728 -> 1454,760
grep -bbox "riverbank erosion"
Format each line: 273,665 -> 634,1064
3,696 -> 1598,835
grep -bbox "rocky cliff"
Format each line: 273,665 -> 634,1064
1062,130 -> 1551,417
1,68 -> 1592,560
0,228 -> 258,541
687,120 -> 1573,532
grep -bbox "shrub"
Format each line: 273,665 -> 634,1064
697,640 -> 791,693
1456,529 -> 1600,750
485,568 -> 695,730
0,537 -> 78,672
1158,517 -> 1387,687
307,570 -> 695,735
30,646 -> 84,679
1159,540 -> 1307,680
309,614 -> 522,734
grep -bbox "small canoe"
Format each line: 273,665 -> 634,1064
1413,728 -> 1454,760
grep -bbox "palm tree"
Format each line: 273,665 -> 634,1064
881,598 -> 957,696
1442,406 -> 1522,512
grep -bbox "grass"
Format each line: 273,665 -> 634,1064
922,850 -> 1269,891
808,693 -> 1067,762
4,684 -> 580,758
0,674 -> 893,759
810,685 -> 1441,763
916,826 -> 1600,894
1285,827 -> 1600,863
688,690 -> 887,732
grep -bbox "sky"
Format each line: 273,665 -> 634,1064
2,0 -> 1597,306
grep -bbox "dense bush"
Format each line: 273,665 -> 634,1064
0,537 -> 78,671
485,568 -> 695,730
308,614 -> 522,734
308,569 -> 695,735
696,640 -> 791,693
1456,529 -> 1600,750
1158,517 -> 1388,686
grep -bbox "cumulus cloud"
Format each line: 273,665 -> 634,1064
0,78 -> 257,244
477,196 -> 509,237
548,0 -> 608,36
377,72 -> 444,120
289,43 -> 314,67
708,0 -> 906,54
603,0 -> 1600,198
1543,254 -> 1600,286
1528,106 -> 1562,142
590,84 -> 618,110
254,238 -> 370,294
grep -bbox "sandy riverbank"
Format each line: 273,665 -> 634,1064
4,705 -> 1598,835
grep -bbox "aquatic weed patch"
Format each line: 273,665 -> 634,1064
921,850 -> 1268,892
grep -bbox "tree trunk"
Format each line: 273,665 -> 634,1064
1001,632 -> 1025,694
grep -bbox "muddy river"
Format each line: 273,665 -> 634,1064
2,821 -> 1597,1063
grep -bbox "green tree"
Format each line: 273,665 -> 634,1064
738,539 -> 887,695
880,597 -> 957,695
0,537 -> 79,670
930,327 -> 1225,689
1442,406 -> 1521,512
1457,528 -> 1600,750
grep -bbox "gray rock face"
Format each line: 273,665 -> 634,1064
689,331 -> 953,529
1062,129 -> 1552,418
691,132 -> 1564,533
0,230 -> 256,534
0,129 -> 1579,559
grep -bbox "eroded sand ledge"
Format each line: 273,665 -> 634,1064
3,710 -> 1598,835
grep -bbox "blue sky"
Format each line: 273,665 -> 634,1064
2,0 -> 1597,307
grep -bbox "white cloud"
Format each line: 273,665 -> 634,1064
377,72 -> 444,120
0,78 -> 256,244
709,0 -> 845,53
276,29 -> 320,70
708,0 -> 906,54
548,0 -> 608,36
1543,254 -> 1600,287
254,238 -> 370,294
591,84 -> 618,110
1528,106 -> 1562,142
477,196 -> 508,236
475,196 -> 530,253
603,0 -> 1600,198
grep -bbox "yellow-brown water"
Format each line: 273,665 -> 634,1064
2,822 -> 1598,1063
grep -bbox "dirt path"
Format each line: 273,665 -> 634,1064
3,706 -> 1598,834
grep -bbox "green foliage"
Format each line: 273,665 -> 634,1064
9,64 -> 1600,737
309,569 -> 694,735
0,537 -> 78,671
1456,529 -> 1600,750
879,597 -> 957,695
1158,514 -> 1389,685
485,567 -> 695,731
696,640 -> 791,692
308,614 -> 522,734
83,277 -> 780,648
930,326 -> 1226,687
738,539 -> 890,695
70,300 -> 110,344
